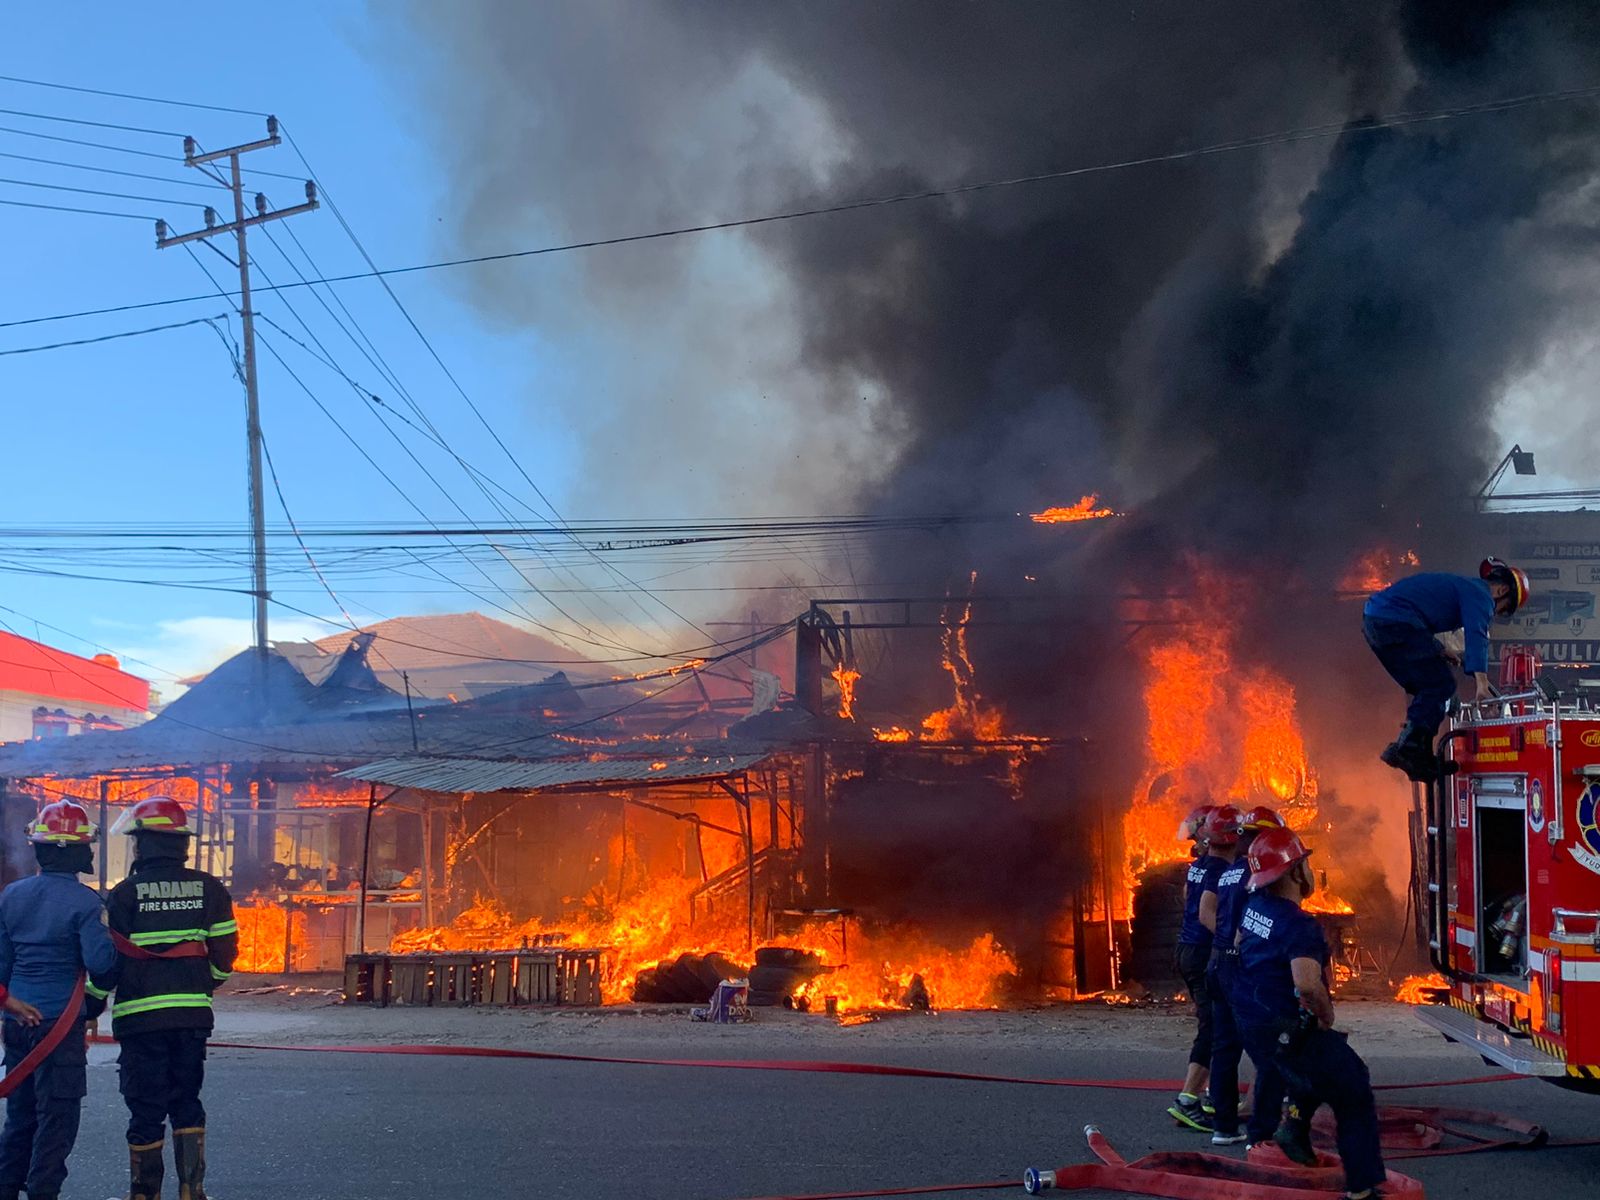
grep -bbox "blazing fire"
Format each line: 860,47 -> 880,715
791,927 -> 1016,1012
1340,547 -> 1420,593
387,890 -> 1015,1011
921,573 -> 1005,741
233,905 -> 309,973
1030,494 -> 1116,523
1121,570 -> 1320,883
831,663 -> 861,721
1303,893 -> 1356,916
1395,972 -> 1449,1005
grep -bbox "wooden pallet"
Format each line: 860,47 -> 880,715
343,949 -> 605,1007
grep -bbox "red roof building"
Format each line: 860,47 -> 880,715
0,631 -> 151,743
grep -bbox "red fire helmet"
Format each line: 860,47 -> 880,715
1202,804 -> 1243,847
28,800 -> 97,845
1246,826 -> 1312,891
1176,803 -> 1217,843
110,796 -> 194,837
1239,805 -> 1287,832
1480,556 -> 1530,615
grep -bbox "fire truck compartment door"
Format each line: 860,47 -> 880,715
1415,1004 -> 1566,1075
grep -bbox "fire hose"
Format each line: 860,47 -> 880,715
44,1032 -> 1591,1199
0,940 -> 207,1098
0,975 -> 84,1101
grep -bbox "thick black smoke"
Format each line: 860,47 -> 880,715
395,2 -> 1600,952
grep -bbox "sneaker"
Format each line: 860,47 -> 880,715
1167,1094 -> 1215,1132
1273,1121 -> 1318,1166
1211,1130 -> 1247,1146
1200,1091 -> 1216,1116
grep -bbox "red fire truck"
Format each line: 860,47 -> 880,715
1416,647 -> 1600,1091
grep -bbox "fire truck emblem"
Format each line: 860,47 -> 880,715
1573,783 -> 1600,876
1529,779 -> 1545,833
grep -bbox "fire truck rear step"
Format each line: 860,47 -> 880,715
1415,1004 -> 1567,1075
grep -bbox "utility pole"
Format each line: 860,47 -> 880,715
155,117 -> 318,719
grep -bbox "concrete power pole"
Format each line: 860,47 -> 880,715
155,117 -> 318,717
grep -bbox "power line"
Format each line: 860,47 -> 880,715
0,174 -> 204,209
0,123 -> 186,162
0,74 -> 268,118
0,314 -> 229,357
249,203 -> 672,654
277,123 -> 714,648
11,83 -> 1600,333
0,150 -> 223,190
0,107 -> 186,138
0,197 -> 155,221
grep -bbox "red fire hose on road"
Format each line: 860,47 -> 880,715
64,1034 -> 1590,1199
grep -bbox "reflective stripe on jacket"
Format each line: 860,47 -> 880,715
106,858 -> 236,1037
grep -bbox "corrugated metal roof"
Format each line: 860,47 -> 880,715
338,750 -> 772,794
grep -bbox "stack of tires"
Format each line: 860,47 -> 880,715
746,947 -> 826,1007
1127,860 -> 1189,994
631,952 -> 747,1003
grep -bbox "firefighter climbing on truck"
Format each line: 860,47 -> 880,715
103,797 -> 237,1200
1363,556 -> 1530,782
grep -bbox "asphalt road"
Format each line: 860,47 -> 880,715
53,1033 -> 1600,1199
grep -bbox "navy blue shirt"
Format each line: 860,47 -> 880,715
1232,892 -> 1330,1030
1364,573 -> 1495,674
0,870 -> 118,1021
1179,854 -> 1228,948
1209,859 -> 1251,950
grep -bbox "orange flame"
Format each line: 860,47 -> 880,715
233,905 -> 310,973
921,572 -> 1005,740
1030,495 -> 1116,524
1340,548 -> 1420,593
1395,972 -> 1449,1004
1303,892 -> 1355,916
1121,568 -> 1320,888
832,663 -> 862,721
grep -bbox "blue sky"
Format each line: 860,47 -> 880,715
0,7 -> 615,687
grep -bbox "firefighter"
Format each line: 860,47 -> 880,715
1234,827 -> 1385,1200
1167,802 -> 1226,1131
105,797 -> 237,1200
1200,803 -> 1283,1146
1364,557 -> 1530,781
0,801 -> 119,1200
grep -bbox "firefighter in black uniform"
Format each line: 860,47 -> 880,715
105,798 -> 237,1200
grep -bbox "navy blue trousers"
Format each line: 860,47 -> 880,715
1175,943 -> 1213,1068
1207,954 -> 1244,1135
118,1029 -> 208,1146
1242,1024 -> 1385,1194
0,1018 -> 88,1197
1363,615 -> 1457,737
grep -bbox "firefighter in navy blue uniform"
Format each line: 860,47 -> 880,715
0,801 -> 118,1200
1364,558 -> 1529,781
1234,827 -> 1385,1200
1168,803 -> 1226,1131
105,797 -> 237,1200
1196,803 -> 1268,1146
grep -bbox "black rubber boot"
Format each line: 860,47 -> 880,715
174,1126 -> 208,1200
127,1138 -> 165,1200
1380,723 -> 1445,782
